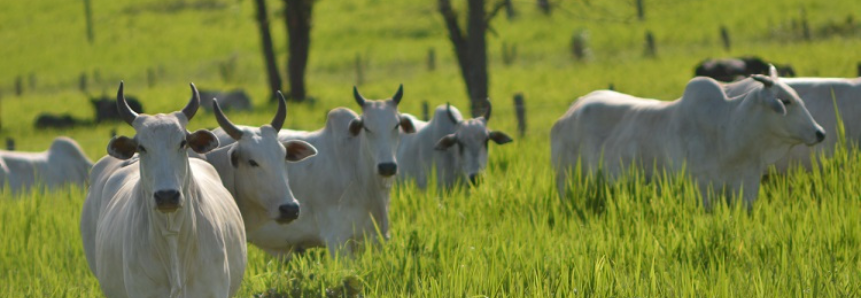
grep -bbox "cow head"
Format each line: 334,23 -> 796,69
348,84 -> 415,177
434,101 -> 512,185
750,65 -> 825,146
214,91 -> 316,224
107,82 -> 219,213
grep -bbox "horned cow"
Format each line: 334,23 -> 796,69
80,82 -> 246,298
397,101 -> 512,189
552,67 -> 824,209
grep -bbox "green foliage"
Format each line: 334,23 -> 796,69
1,0 -> 861,297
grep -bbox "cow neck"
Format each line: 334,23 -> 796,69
139,158 -> 198,297
352,135 -> 392,238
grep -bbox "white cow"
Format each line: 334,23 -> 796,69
80,83 -> 246,298
229,85 -> 416,258
551,70 -> 824,209
199,92 -> 317,234
397,101 -> 512,189
0,136 -> 92,193
723,77 -> 861,172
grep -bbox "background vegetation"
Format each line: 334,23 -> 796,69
1,0 -> 859,296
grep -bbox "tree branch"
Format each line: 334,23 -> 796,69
484,0 -> 507,25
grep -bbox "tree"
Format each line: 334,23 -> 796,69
283,0 -> 314,102
253,0 -> 283,102
438,0 -> 505,117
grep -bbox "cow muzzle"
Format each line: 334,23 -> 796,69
468,173 -> 482,186
814,130 -> 826,144
154,189 -> 181,212
276,203 -> 300,224
378,162 -> 398,177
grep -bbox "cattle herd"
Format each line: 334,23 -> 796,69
0,58 -> 859,296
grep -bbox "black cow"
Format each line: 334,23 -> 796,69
34,113 -> 83,130
90,95 -> 144,123
694,56 -> 795,82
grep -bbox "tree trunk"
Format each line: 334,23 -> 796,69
254,0 -> 283,102
439,0 -> 491,118
284,0 -> 313,102
466,0 -> 489,117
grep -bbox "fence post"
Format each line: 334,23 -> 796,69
636,0 -> 645,21
422,101 -> 430,121
83,0 -> 95,44
147,68 -> 156,88
355,53 -> 364,86
720,26 -> 731,52
513,93 -> 526,137
15,76 -> 23,96
6,138 -> 14,151
857,62 -> 861,77
79,72 -> 88,92
427,48 -> 436,71
644,31 -> 656,57
608,83 -> 615,91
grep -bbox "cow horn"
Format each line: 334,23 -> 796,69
271,91 -> 287,132
483,98 -> 492,121
445,102 -> 459,124
182,83 -> 201,121
353,86 -> 366,107
116,81 -> 138,126
751,75 -> 774,88
391,84 -> 404,105
213,98 -> 243,140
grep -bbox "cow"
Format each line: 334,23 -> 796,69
397,101 -> 512,189
199,89 -> 252,112
91,94 -> 144,123
197,91 -> 317,235
225,85 -> 415,258
551,69 -> 824,209
80,82 -> 246,298
722,77 -> 861,172
34,113 -> 85,129
0,136 -> 92,193
694,56 -> 795,82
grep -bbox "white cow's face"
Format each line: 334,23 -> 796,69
215,93 -> 316,223
229,127 -> 316,223
754,74 -> 825,146
107,83 -> 218,213
436,118 -> 512,185
349,85 -> 415,178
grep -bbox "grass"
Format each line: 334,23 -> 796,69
1,0 -> 861,296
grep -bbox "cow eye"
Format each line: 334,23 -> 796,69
138,145 -> 147,153
249,160 -> 259,167
179,140 -> 187,149
780,98 -> 791,105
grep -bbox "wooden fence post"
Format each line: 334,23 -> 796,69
513,93 -> 526,137
427,48 -> 436,71
15,76 -> 23,97
79,72 -> 88,92
857,62 -> 860,77
636,0 -> 645,21
6,138 -> 14,151
422,101 -> 430,121
720,26 -> 731,52
644,31 -> 656,57
355,53 -> 364,86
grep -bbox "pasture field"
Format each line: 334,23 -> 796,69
1,0 -> 861,296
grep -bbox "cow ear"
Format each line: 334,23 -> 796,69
489,131 -> 513,145
187,129 -> 219,153
107,136 -> 137,160
229,147 -> 239,168
283,140 -> 317,162
348,118 -> 363,136
768,64 -> 779,80
435,134 -> 457,150
399,116 -> 416,134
